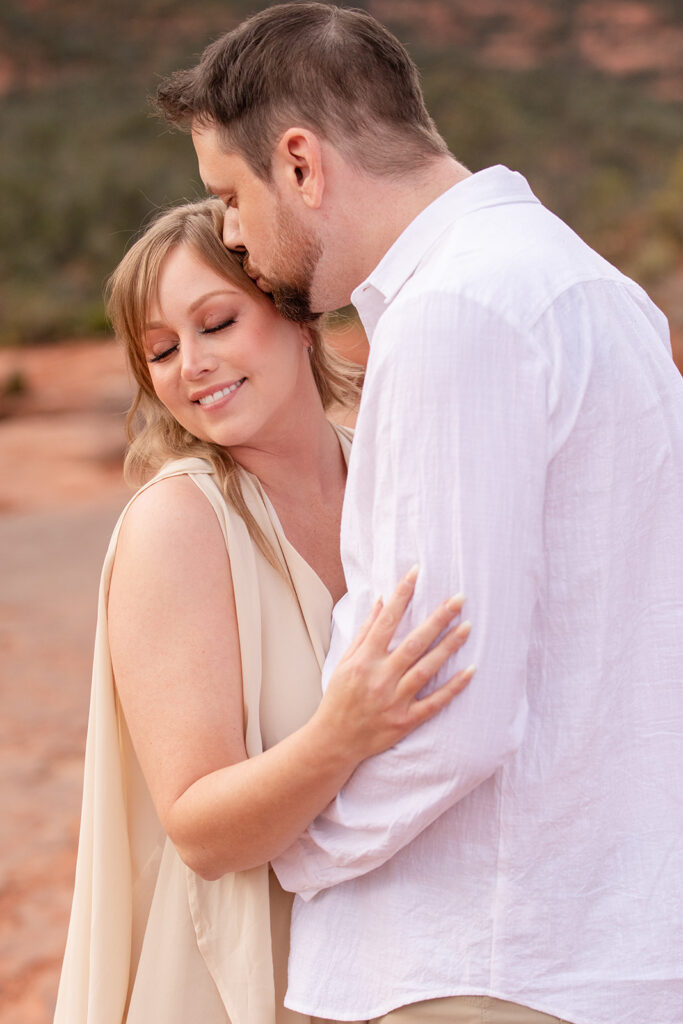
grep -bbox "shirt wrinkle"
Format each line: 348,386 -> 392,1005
273,165 -> 683,1024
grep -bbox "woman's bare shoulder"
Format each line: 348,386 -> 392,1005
107,471 -> 245,837
112,472 -> 231,597
118,473 -> 223,548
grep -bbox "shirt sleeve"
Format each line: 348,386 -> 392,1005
272,287 -> 550,899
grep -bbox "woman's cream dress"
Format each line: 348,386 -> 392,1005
54,426 -> 352,1024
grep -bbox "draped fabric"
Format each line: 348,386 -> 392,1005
55,425 -> 352,1024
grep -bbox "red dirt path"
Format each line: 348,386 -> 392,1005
0,340 -> 132,1024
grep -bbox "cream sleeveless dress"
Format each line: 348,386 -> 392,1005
54,426 -> 353,1024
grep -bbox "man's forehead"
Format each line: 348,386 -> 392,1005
193,131 -> 248,190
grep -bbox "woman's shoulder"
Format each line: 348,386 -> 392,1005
108,470 -> 234,626
128,469 -> 208,514
116,470 -> 227,567
124,454 -> 222,522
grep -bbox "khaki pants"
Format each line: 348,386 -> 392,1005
367,995 -> 571,1024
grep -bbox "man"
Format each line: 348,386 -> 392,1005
156,5 -> 683,1023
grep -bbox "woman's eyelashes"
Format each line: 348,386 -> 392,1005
148,318 -> 236,362
200,317 -> 236,335
149,343 -> 178,363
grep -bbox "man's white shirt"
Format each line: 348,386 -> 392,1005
273,167 -> 683,1024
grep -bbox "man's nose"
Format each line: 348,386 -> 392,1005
222,208 -> 245,252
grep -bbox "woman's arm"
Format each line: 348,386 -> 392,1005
108,475 -> 471,881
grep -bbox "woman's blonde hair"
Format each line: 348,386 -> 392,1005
106,197 -> 362,569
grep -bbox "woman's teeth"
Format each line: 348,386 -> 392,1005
197,379 -> 246,405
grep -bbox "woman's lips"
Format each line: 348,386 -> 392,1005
192,378 -> 247,406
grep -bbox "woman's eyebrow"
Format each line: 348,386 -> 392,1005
188,288 -> 240,313
144,289 -> 241,333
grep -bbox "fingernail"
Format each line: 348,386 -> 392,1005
446,593 -> 465,612
404,564 -> 419,582
462,664 -> 477,678
455,619 -> 471,636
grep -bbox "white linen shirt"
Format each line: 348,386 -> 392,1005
273,167 -> 683,1024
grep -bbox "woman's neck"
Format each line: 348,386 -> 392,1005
227,397 -> 346,508
228,395 -> 349,602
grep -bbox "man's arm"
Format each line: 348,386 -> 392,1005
273,289 -> 549,898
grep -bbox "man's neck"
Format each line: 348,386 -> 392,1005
378,156 -> 471,247
335,156 -> 471,295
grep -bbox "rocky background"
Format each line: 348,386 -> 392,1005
1,1 -> 682,1021
0,341 -> 131,1023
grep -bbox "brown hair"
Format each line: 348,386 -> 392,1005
106,197 -> 362,570
155,2 -> 449,180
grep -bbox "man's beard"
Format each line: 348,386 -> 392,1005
253,203 -> 323,324
270,278 -> 321,324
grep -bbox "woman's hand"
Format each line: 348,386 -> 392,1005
313,566 -> 474,764
111,480 -> 473,877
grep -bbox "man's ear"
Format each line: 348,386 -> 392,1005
272,128 -> 324,209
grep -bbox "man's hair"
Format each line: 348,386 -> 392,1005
155,2 -> 449,180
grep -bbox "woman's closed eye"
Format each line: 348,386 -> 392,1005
200,318 -> 236,335
149,343 -> 178,363
147,317 -> 236,361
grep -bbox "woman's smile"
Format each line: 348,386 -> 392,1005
144,243 -> 314,450
192,378 -> 247,408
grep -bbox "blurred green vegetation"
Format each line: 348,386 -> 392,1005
419,52 -> 683,292
0,0 -> 681,345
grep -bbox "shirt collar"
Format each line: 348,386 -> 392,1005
351,165 -> 539,341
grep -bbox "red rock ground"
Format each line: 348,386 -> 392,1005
0,340 -> 132,1024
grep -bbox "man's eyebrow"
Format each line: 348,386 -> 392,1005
204,182 -> 230,200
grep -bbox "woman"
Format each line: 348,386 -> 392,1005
54,199 -> 473,1024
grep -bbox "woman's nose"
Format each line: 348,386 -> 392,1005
222,208 -> 245,252
180,338 -> 219,380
